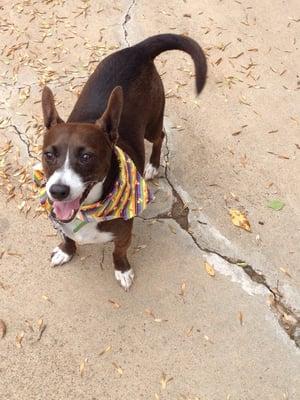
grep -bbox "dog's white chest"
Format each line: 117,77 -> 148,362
58,220 -> 113,245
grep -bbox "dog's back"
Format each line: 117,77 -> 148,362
68,34 -> 206,123
68,34 -> 207,172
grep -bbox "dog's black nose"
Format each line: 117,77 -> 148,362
49,184 -> 70,200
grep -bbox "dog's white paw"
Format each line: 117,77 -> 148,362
144,163 -> 159,180
114,269 -> 135,291
51,246 -> 72,267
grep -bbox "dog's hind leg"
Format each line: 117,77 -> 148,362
51,235 -> 76,267
144,118 -> 165,181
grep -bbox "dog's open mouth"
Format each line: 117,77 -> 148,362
53,197 -> 81,222
52,183 -> 94,223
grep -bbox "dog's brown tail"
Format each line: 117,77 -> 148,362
134,33 -> 207,95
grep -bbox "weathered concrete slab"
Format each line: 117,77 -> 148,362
0,0 -> 299,399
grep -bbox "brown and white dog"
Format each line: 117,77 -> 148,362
40,34 -> 207,290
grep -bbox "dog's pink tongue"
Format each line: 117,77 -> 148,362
53,197 -> 81,221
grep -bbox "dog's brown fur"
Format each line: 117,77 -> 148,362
41,34 -> 207,284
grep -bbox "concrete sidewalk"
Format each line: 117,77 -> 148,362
0,0 -> 299,399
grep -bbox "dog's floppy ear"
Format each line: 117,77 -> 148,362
96,86 -> 123,144
42,86 -> 64,129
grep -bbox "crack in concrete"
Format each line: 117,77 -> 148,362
159,128 -> 300,347
10,125 -> 39,161
120,4 -> 300,347
122,0 -> 136,47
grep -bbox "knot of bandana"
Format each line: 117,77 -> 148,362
33,146 -> 153,232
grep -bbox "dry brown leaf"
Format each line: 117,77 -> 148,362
168,224 -> 177,234
186,326 -> 194,337
18,87 -> 31,105
204,261 -> 215,277
160,372 -> 173,389
37,318 -> 43,330
145,308 -> 155,318
36,319 -> 47,341
160,372 -> 167,390
6,251 -> 22,258
145,309 -> 167,323
16,331 -> 24,348
267,151 -> 290,160
25,320 -> 34,332
80,358 -> 87,377
239,96 -> 251,106
229,52 -> 244,59
279,267 -> 292,278
179,281 -> 186,297
229,209 -> 251,232
42,294 -> 53,304
99,345 -> 111,356
108,299 -> 121,309
203,335 -> 214,344
238,311 -> 244,326
0,319 -> 6,339
112,362 -> 123,376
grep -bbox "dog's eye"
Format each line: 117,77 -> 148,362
44,151 -> 55,162
79,153 -> 92,164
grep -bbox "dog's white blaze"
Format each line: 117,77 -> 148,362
46,149 -> 85,201
83,179 -> 106,204
115,269 -> 134,291
59,221 -> 113,245
51,246 -> 72,267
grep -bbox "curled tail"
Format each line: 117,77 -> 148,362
134,33 -> 207,94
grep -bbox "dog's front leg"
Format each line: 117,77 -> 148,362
112,220 -> 134,291
51,234 -> 76,267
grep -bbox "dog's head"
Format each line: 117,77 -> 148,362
41,85 -> 123,222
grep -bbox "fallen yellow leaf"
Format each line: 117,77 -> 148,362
80,358 -> 87,377
160,372 -> 167,390
160,372 -> 173,390
99,345 -> 111,356
229,209 -> 251,232
179,281 -> 186,297
204,261 -> 215,277
112,362 -> 123,376
203,335 -> 214,343
37,318 -> 44,330
279,267 -> 292,278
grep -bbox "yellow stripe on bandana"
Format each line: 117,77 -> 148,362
33,146 -> 153,232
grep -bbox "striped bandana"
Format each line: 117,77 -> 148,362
33,146 -> 152,232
